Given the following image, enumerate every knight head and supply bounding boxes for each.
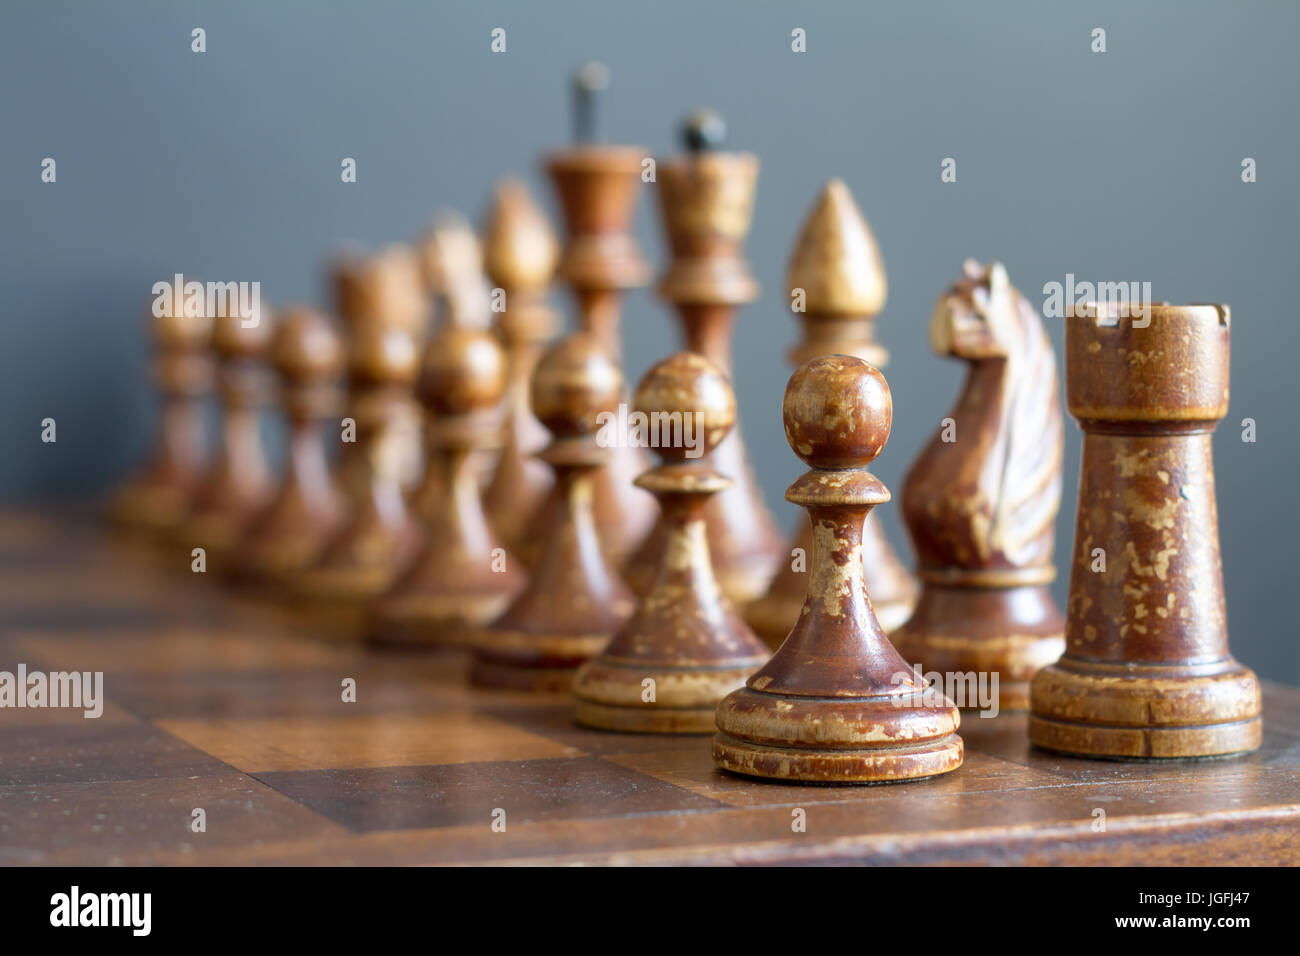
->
[929,260,1021,360]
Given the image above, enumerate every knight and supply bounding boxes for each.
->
[890,260,1066,711]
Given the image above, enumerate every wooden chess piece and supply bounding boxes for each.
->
[573,352,771,732]
[232,307,347,583]
[408,216,504,515]
[330,245,429,498]
[714,356,964,783]
[368,327,525,647]
[745,179,916,647]
[535,62,656,566]
[1029,303,1261,758]
[291,318,424,629]
[891,261,1066,711]
[472,333,636,691]
[417,210,493,329]
[623,110,783,606]
[177,305,276,564]
[108,294,214,534]
[333,243,430,338]
[481,179,561,555]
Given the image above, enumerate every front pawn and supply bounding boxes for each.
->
[471,334,637,690]
[714,356,964,783]
[573,353,771,733]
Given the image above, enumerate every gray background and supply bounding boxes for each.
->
[2,1,1297,684]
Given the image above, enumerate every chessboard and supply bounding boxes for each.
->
[3,509,1297,867]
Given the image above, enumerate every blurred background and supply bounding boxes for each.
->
[2,1,1297,683]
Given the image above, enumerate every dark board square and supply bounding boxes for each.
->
[0,773,344,864]
[0,723,229,786]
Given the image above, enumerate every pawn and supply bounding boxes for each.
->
[178,305,276,564]
[714,356,964,783]
[472,333,636,691]
[108,294,214,534]
[232,307,347,583]
[573,352,770,733]
[291,320,424,629]
[368,327,526,647]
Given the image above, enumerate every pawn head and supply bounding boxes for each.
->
[272,307,344,384]
[151,302,212,352]
[419,327,507,416]
[212,305,274,360]
[348,322,420,389]
[531,333,622,439]
[783,355,892,469]
[633,352,735,463]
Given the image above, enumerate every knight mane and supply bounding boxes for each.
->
[989,290,1063,568]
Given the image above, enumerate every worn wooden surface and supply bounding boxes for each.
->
[1,510,1296,866]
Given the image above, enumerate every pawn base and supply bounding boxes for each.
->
[891,582,1065,711]
[712,732,964,784]
[177,511,248,563]
[107,484,192,536]
[574,699,717,734]
[290,565,397,641]
[293,563,395,604]
[468,655,581,693]
[572,658,763,735]
[1029,658,1262,759]
[366,592,513,650]
[470,630,608,692]
[713,685,963,784]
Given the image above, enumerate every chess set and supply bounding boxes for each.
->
[5,64,1298,870]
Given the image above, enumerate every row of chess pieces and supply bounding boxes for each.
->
[108,82,1261,783]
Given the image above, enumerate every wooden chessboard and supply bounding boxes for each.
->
[2,509,1297,867]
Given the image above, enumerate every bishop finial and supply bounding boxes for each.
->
[785,178,887,317]
[483,179,560,293]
